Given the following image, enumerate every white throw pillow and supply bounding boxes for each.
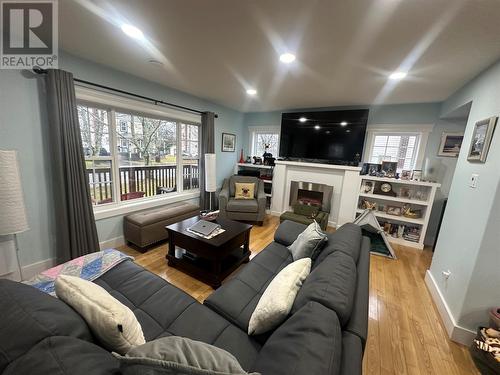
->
[55,275,145,354]
[248,258,311,335]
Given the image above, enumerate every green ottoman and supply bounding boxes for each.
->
[279,204,329,230]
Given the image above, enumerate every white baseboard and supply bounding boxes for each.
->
[424,270,476,345]
[99,236,126,250]
[22,258,56,280]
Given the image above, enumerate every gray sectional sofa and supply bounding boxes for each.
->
[0,221,369,375]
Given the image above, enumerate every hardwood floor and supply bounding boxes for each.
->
[118,215,477,375]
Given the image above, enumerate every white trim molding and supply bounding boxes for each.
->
[424,270,476,346]
[75,85,201,124]
[94,190,200,220]
[99,236,126,250]
[247,125,280,157]
[364,123,435,169]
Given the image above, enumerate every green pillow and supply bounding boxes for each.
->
[292,204,319,217]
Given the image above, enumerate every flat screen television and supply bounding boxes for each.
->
[279,109,369,165]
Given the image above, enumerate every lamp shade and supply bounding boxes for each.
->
[0,150,29,235]
[204,153,217,193]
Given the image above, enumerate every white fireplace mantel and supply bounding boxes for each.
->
[271,161,361,227]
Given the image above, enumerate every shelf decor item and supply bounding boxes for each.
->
[373,182,397,197]
[238,149,245,163]
[221,133,236,152]
[401,170,411,180]
[387,206,402,216]
[411,170,422,181]
[467,116,498,162]
[438,132,464,157]
[381,161,398,178]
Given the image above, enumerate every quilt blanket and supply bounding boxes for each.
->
[24,249,134,296]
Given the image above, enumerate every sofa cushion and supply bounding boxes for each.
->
[292,251,357,326]
[2,336,119,375]
[125,202,199,226]
[339,332,363,375]
[204,242,292,333]
[248,258,311,335]
[118,336,256,375]
[315,223,362,265]
[55,275,145,354]
[345,236,371,347]
[94,260,261,370]
[0,279,94,373]
[252,302,342,375]
[226,198,258,213]
[273,220,307,246]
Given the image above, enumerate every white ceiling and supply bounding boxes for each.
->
[60,0,500,112]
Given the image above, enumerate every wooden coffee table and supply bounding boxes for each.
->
[165,217,252,288]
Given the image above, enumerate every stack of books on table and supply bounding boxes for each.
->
[187,220,225,239]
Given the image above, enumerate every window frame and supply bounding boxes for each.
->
[363,124,434,170]
[76,86,201,220]
[248,126,281,157]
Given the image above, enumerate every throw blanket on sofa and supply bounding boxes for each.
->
[24,249,133,296]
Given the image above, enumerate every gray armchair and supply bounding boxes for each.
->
[219,176,266,225]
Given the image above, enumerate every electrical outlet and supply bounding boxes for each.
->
[470,173,479,188]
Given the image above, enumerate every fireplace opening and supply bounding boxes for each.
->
[289,181,334,213]
[297,189,323,207]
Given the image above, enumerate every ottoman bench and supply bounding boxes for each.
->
[124,201,199,250]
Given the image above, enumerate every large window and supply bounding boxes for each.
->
[249,127,280,157]
[368,133,420,171]
[77,102,200,207]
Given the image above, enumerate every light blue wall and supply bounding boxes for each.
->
[0,52,245,265]
[429,59,500,332]
[0,70,56,266]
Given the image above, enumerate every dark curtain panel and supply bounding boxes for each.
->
[200,112,215,210]
[45,69,100,262]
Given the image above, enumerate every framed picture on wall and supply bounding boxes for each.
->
[467,117,498,162]
[221,133,236,152]
[438,132,464,157]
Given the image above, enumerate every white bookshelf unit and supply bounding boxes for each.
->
[234,163,274,212]
[356,176,441,249]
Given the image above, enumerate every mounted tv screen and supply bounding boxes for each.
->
[279,109,369,165]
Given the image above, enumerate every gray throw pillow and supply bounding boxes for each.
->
[287,221,327,261]
[116,336,259,375]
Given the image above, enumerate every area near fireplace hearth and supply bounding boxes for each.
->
[271,160,361,227]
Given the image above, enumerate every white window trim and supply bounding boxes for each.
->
[76,86,201,220]
[363,124,434,169]
[248,125,281,157]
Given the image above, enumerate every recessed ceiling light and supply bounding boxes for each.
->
[314,125,321,130]
[299,117,307,122]
[279,53,296,64]
[246,88,257,96]
[340,121,348,126]
[326,131,331,134]
[346,129,351,133]
[389,71,407,80]
[121,24,144,40]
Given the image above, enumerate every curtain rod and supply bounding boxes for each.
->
[32,68,218,118]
